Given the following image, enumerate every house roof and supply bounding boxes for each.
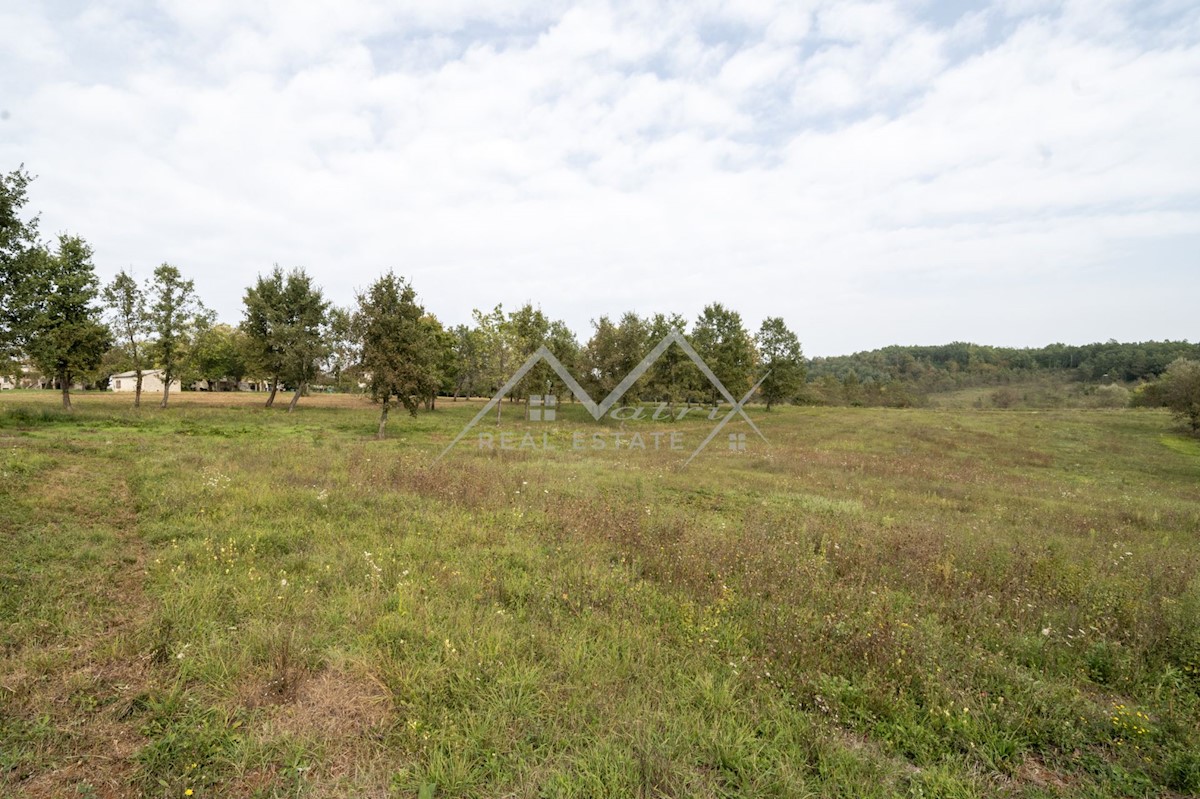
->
[110,369,165,378]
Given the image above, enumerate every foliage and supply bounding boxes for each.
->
[755,316,805,410]
[241,266,330,409]
[22,235,112,408]
[188,322,251,388]
[0,166,42,360]
[356,272,442,437]
[810,340,1200,402]
[691,303,756,403]
[102,269,151,405]
[147,263,206,408]
[1158,358,1200,432]
[583,312,651,400]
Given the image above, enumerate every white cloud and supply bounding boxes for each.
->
[1,0,1197,355]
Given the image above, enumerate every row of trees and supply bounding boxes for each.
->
[3,166,809,431]
[7,164,1194,434]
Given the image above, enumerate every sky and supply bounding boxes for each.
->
[1,0,1198,357]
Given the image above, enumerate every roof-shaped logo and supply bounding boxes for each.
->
[436,331,768,466]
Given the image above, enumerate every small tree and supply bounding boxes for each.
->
[102,270,150,407]
[242,267,288,406]
[189,322,249,389]
[692,303,756,403]
[148,263,204,408]
[325,306,363,392]
[1,166,43,360]
[241,267,329,411]
[1160,358,1200,433]
[279,270,329,412]
[755,317,805,410]
[357,273,437,439]
[24,235,112,408]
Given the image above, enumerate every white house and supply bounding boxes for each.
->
[0,374,15,390]
[109,369,181,393]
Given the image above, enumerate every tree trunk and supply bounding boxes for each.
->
[134,370,143,409]
[287,384,303,413]
[60,378,71,410]
[265,379,278,408]
[377,399,390,440]
[160,377,171,409]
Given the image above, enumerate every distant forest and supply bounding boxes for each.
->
[806,340,1200,407]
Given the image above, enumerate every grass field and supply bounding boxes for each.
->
[1,390,1199,798]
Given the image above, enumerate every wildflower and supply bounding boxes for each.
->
[185,791,194,797]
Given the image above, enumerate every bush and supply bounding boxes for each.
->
[1092,383,1130,409]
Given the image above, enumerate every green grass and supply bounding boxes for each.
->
[2,391,1199,798]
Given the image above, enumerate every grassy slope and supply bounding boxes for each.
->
[1,391,1198,798]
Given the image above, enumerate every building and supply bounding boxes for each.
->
[108,369,181,394]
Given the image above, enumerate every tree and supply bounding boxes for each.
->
[278,270,329,412]
[691,303,756,403]
[646,312,694,408]
[242,267,288,406]
[147,263,204,409]
[357,273,439,439]
[755,317,806,410]
[241,267,330,411]
[102,270,150,407]
[1,166,43,360]
[583,313,650,400]
[472,305,519,421]
[325,306,363,392]
[24,235,112,409]
[1160,358,1200,433]
[448,323,484,400]
[188,322,249,389]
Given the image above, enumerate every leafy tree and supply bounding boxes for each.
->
[278,270,329,411]
[472,305,519,421]
[544,318,581,398]
[448,323,484,400]
[691,303,756,403]
[24,235,112,408]
[755,317,805,410]
[1160,358,1200,433]
[242,267,288,405]
[419,313,453,410]
[583,313,651,400]
[147,263,204,408]
[189,322,250,389]
[1,166,43,360]
[357,273,439,439]
[242,267,329,410]
[503,303,579,404]
[508,302,551,400]
[325,306,363,392]
[646,312,694,408]
[102,270,150,407]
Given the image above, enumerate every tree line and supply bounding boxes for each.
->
[4,165,1196,436]
[1,167,807,436]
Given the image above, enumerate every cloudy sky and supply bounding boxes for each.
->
[2,0,1197,356]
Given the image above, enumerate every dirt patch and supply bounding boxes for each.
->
[1013,756,1073,790]
[260,667,392,741]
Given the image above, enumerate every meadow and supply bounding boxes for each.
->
[1,390,1198,798]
